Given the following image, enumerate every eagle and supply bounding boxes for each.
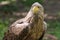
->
[3,2,47,40]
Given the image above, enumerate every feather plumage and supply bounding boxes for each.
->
[3,2,47,40]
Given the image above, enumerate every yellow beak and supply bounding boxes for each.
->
[33,6,39,14]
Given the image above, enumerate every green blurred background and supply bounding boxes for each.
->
[0,0,60,40]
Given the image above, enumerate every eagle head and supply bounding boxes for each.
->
[31,2,44,15]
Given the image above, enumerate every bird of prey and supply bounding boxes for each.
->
[3,2,47,40]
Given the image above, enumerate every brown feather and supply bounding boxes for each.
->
[3,2,46,40]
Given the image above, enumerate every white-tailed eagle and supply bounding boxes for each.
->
[3,2,47,40]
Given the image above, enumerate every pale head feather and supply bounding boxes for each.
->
[31,2,44,11]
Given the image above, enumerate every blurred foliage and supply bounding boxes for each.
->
[0,19,9,40]
[47,21,60,40]
[0,0,5,2]
[0,0,18,12]
[0,4,18,12]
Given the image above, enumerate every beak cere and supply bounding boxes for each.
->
[33,6,39,14]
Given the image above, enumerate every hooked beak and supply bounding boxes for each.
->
[33,6,39,14]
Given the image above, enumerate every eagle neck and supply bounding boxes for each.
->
[24,10,34,22]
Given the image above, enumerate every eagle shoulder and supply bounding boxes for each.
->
[3,18,31,40]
